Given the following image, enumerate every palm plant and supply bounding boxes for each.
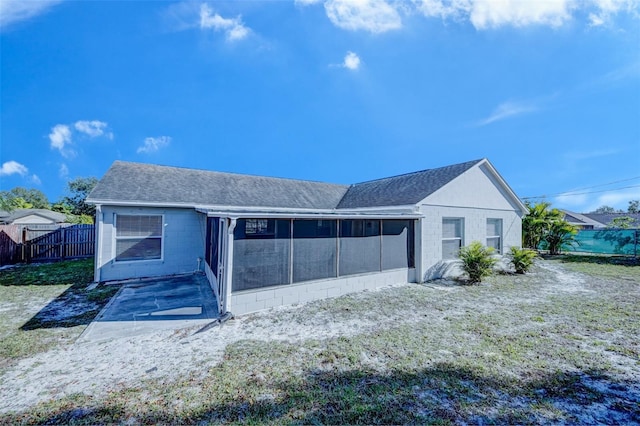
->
[458,241,497,283]
[522,201,565,250]
[544,220,578,255]
[507,246,537,274]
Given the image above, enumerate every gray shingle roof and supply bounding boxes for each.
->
[88,159,486,210]
[584,213,640,227]
[0,209,67,224]
[336,159,483,208]
[87,161,350,210]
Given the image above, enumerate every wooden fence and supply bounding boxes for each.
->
[0,224,95,266]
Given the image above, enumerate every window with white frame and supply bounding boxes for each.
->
[115,215,163,261]
[442,218,464,259]
[486,218,502,253]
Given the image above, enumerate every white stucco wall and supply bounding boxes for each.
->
[96,206,206,282]
[418,164,524,281]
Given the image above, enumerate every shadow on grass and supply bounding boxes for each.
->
[543,253,640,267]
[20,283,118,330]
[0,258,95,287]
[6,363,638,425]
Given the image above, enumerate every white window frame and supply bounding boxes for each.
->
[486,218,502,254]
[114,214,164,263]
[442,217,464,260]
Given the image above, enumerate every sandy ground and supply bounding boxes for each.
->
[0,260,638,418]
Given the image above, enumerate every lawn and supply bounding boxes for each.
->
[0,259,118,366]
[0,255,638,424]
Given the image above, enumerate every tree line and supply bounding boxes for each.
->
[0,177,98,224]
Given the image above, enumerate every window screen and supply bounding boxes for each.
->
[232,219,291,291]
[442,218,463,260]
[205,217,220,276]
[115,215,162,261]
[339,219,381,276]
[382,220,414,270]
[486,218,502,253]
[293,220,338,283]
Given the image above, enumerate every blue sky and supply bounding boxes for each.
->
[1,0,639,213]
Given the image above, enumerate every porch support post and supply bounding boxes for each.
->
[222,218,237,315]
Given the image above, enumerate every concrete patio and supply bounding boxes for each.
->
[79,274,219,343]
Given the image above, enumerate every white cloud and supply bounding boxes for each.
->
[415,0,472,21]
[200,3,250,41]
[0,0,62,30]
[415,0,574,29]
[476,100,537,126]
[137,136,172,154]
[554,192,589,208]
[31,174,42,185]
[589,0,640,26]
[0,161,28,176]
[162,1,201,31]
[49,120,112,158]
[343,51,361,70]
[74,120,110,138]
[59,163,69,178]
[48,124,72,152]
[469,0,573,29]
[324,0,402,33]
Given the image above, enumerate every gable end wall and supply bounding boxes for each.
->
[417,164,523,280]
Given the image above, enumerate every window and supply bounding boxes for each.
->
[486,218,502,253]
[115,215,163,261]
[442,218,463,259]
[244,219,274,236]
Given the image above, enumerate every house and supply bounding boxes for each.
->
[561,210,605,230]
[0,209,67,225]
[561,210,640,229]
[87,158,527,315]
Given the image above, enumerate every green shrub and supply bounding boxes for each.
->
[458,241,497,283]
[507,246,537,274]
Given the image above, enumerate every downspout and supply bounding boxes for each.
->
[94,205,103,283]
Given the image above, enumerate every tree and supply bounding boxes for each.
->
[628,200,640,214]
[591,205,619,214]
[522,202,564,250]
[60,177,98,218]
[544,220,578,255]
[609,216,636,229]
[0,187,50,210]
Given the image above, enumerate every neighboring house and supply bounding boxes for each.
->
[561,210,605,230]
[0,209,67,225]
[584,213,640,228]
[561,210,640,229]
[87,158,527,315]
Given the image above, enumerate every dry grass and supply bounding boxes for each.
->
[0,255,638,424]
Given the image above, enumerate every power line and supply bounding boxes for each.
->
[522,184,640,200]
[556,175,640,192]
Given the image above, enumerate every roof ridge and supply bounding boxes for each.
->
[114,160,349,188]
[349,158,483,186]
